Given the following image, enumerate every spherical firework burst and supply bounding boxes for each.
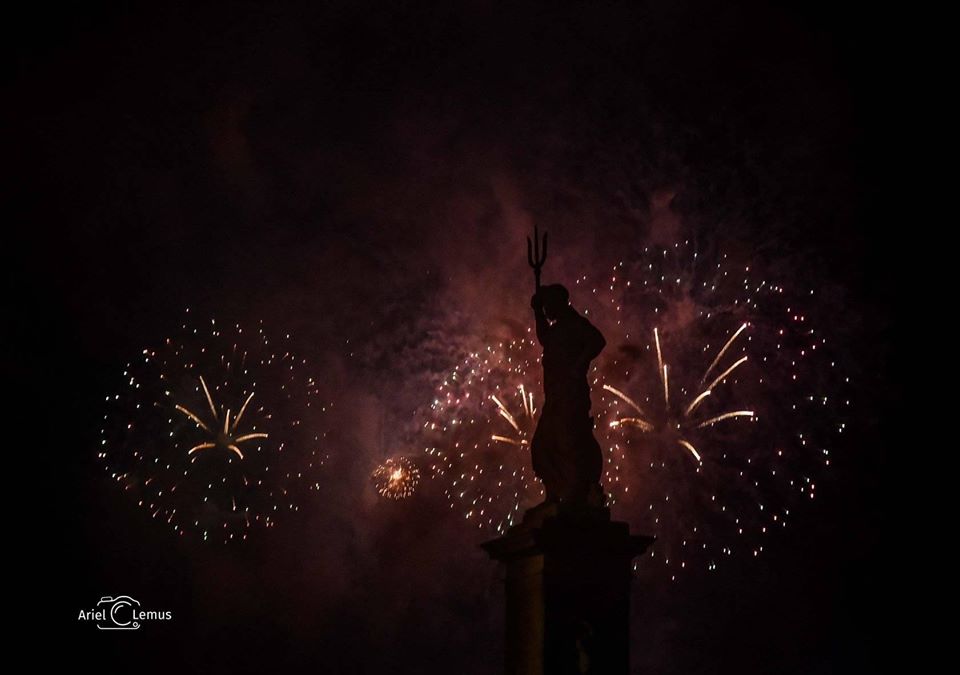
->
[98,312,332,543]
[420,336,625,534]
[372,457,421,500]
[585,240,851,578]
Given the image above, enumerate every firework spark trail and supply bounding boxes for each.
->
[99,312,333,543]
[684,390,712,417]
[703,355,749,394]
[175,404,211,433]
[601,385,648,417]
[491,394,521,432]
[701,323,748,385]
[234,392,256,431]
[677,440,701,462]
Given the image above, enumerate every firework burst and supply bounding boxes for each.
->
[587,240,851,578]
[99,312,332,543]
[372,457,421,500]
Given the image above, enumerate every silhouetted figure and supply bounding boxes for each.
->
[530,283,606,507]
[482,233,652,675]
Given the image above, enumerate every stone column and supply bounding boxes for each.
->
[483,507,654,675]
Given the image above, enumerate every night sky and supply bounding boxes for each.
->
[14,1,896,673]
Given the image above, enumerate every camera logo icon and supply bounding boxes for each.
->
[96,595,142,630]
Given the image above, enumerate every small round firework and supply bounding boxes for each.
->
[372,457,421,500]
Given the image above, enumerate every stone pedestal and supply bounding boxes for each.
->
[482,507,653,675]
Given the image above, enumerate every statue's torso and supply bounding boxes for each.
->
[541,315,593,415]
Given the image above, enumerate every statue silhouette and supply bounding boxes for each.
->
[487,229,652,673]
[530,283,606,506]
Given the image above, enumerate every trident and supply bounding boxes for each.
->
[526,225,548,291]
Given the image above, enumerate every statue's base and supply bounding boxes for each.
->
[482,505,654,675]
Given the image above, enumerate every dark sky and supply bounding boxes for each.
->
[13,1,896,673]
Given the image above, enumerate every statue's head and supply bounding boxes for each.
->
[540,284,570,320]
